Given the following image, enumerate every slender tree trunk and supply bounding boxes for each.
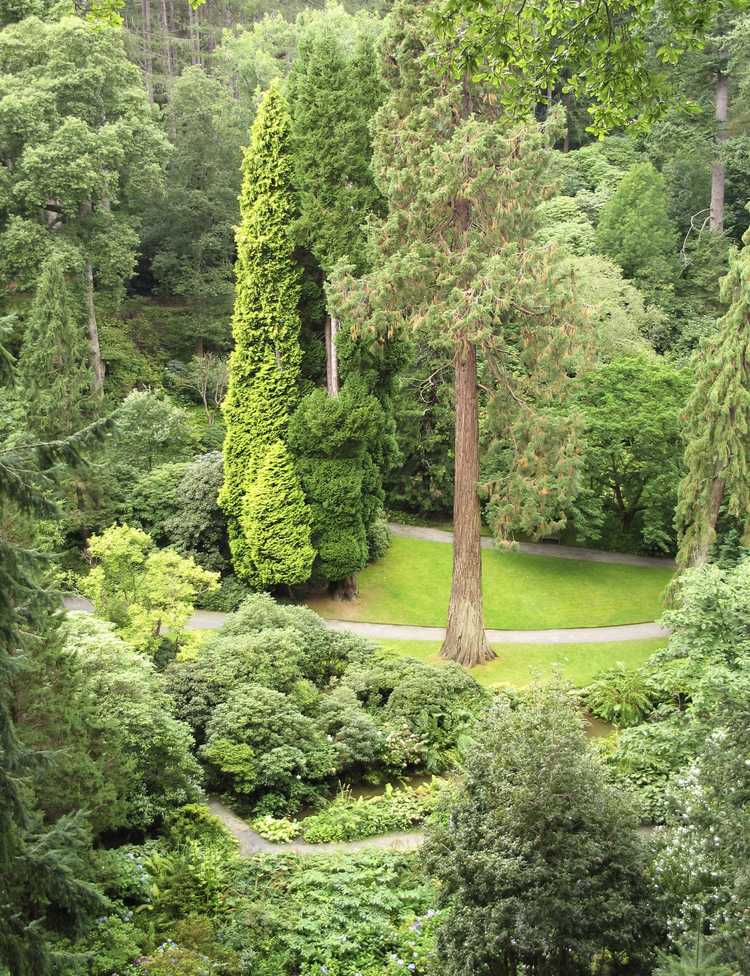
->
[325,316,339,396]
[141,0,154,101]
[691,475,725,567]
[333,574,358,600]
[159,0,174,82]
[188,4,200,66]
[441,340,494,666]
[710,71,729,232]
[84,261,105,399]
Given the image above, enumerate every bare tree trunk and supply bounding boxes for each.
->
[84,261,105,399]
[440,340,494,666]
[142,0,154,101]
[325,316,339,397]
[690,476,725,567]
[159,0,174,82]
[710,71,729,232]
[188,4,200,66]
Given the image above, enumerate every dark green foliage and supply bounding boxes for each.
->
[126,461,189,542]
[241,440,315,587]
[15,252,90,438]
[287,25,385,276]
[289,380,386,582]
[163,452,229,573]
[219,83,308,585]
[424,685,661,976]
[572,356,690,553]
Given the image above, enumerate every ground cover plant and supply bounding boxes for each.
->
[307,535,674,629]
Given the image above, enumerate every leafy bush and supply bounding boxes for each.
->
[301,780,444,843]
[585,664,656,727]
[195,575,250,612]
[367,514,391,561]
[250,815,300,843]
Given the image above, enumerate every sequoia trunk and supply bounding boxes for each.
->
[440,340,494,666]
[84,261,105,399]
[710,71,729,232]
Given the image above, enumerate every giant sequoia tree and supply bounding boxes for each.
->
[676,228,750,567]
[219,83,313,587]
[331,0,584,665]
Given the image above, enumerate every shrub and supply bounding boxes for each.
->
[301,780,443,843]
[367,514,391,561]
[250,815,300,843]
[585,664,657,727]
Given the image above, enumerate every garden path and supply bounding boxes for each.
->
[62,597,669,643]
[206,799,424,856]
[388,523,676,568]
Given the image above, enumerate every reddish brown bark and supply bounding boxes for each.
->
[440,340,494,666]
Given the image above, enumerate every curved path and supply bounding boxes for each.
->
[207,799,424,856]
[389,523,676,569]
[62,596,669,644]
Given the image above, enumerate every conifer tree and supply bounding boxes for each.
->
[219,82,311,585]
[0,327,107,973]
[676,228,750,567]
[331,0,584,665]
[241,440,315,588]
[16,252,90,439]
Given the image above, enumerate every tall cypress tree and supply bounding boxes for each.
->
[676,228,750,567]
[16,251,90,439]
[330,0,584,665]
[219,82,311,585]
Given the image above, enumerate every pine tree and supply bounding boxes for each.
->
[219,82,310,584]
[330,0,584,665]
[0,326,107,973]
[16,251,90,439]
[241,440,315,588]
[676,229,750,567]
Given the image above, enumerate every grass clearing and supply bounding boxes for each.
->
[378,637,667,688]
[307,535,673,630]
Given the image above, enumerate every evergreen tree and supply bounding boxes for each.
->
[288,381,384,590]
[676,227,750,567]
[0,328,107,973]
[15,252,90,439]
[241,440,315,588]
[219,82,311,585]
[330,0,584,665]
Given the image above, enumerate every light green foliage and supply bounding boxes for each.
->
[288,381,385,582]
[21,612,202,834]
[300,779,444,843]
[677,228,750,566]
[435,0,745,134]
[144,66,246,302]
[596,162,680,302]
[241,440,315,587]
[81,524,219,656]
[109,390,196,476]
[15,252,90,437]
[572,356,690,553]
[424,684,659,975]
[250,814,300,842]
[537,195,597,256]
[0,14,166,294]
[565,255,660,362]
[219,83,307,584]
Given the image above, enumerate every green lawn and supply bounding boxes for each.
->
[307,535,674,630]
[379,637,667,689]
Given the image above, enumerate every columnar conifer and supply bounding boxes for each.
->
[219,82,311,585]
[676,228,750,567]
[16,252,90,438]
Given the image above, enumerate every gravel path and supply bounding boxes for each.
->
[62,598,668,643]
[207,799,424,856]
[389,523,676,568]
